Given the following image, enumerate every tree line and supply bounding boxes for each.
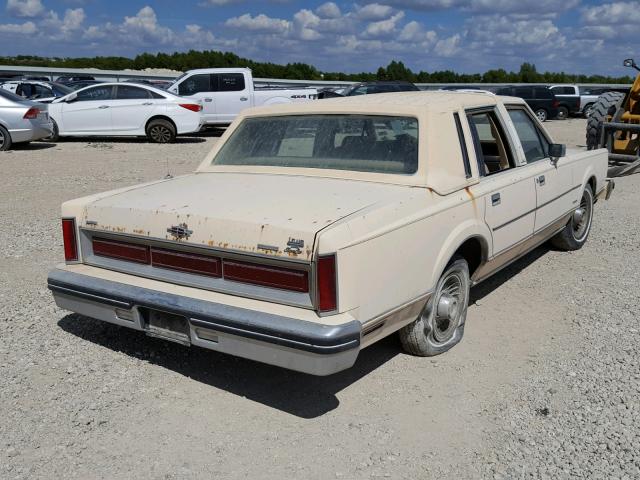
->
[0,52,634,84]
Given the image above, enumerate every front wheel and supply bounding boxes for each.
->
[583,103,594,118]
[146,119,176,144]
[556,106,569,120]
[0,125,12,151]
[550,185,594,251]
[399,256,470,356]
[535,108,548,122]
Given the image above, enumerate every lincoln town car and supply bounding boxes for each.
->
[47,92,614,375]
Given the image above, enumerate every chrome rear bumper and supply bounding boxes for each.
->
[48,269,361,376]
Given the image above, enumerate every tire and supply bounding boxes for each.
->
[399,256,470,356]
[586,91,625,150]
[45,118,59,142]
[534,108,548,122]
[550,185,594,251]
[556,106,569,120]
[0,125,12,151]
[146,119,176,144]
[583,103,594,118]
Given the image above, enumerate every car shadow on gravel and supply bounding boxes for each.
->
[470,244,551,303]
[57,314,400,419]
[12,142,57,150]
[55,136,207,144]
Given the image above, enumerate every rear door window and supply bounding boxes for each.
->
[513,87,533,98]
[115,85,151,99]
[507,108,549,163]
[178,74,211,96]
[76,85,113,102]
[466,110,514,176]
[534,88,554,99]
[214,73,245,92]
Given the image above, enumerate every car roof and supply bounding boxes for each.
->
[244,91,525,117]
[69,81,174,96]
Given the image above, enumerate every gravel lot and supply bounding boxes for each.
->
[1,119,638,479]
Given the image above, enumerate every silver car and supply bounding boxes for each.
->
[0,89,53,151]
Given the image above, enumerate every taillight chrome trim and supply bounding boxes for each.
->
[316,253,339,315]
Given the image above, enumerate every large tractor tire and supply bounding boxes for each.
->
[586,91,625,150]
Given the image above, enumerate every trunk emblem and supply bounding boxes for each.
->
[284,238,304,255]
[167,223,193,240]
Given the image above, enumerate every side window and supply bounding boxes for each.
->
[466,110,514,176]
[507,109,550,163]
[216,73,245,92]
[350,86,368,96]
[453,113,472,178]
[178,74,210,96]
[75,85,113,102]
[31,84,51,98]
[149,90,166,99]
[534,88,554,99]
[116,85,151,100]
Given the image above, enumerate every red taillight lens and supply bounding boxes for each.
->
[179,103,202,112]
[316,254,337,313]
[23,107,39,119]
[93,238,149,263]
[62,218,78,262]
[224,260,309,292]
[151,248,221,277]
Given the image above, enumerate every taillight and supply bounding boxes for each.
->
[23,107,40,119]
[62,218,78,262]
[224,260,309,292]
[93,238,149,264]
[151,248,221,277]
[179,103,202,112]
[316,254,337,313]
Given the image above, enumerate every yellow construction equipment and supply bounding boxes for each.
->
[587,58,640,176]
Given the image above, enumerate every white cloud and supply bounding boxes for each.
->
[316,2,341,19]
[363,11,405,37]
[0,20,36,34]
[6,0,45,18]
[225,13,291,33]
[355,3,396,20]
[581,2,640,25]
[434,33,460,56]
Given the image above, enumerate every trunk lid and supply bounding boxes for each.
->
[82,172,409,261]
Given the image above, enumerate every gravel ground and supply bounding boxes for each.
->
[1,119,638,479]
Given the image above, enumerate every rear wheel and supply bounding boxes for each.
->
[46,118,59,142]
[586,91,625,150]
[583,103,594,117]
[399,256,470,356]
[556,106,569,120]
[146,119,176,144]
[550,185,594,251]
[0,125,12,151]
[534,108,548,122]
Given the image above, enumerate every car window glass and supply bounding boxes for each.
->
[32,84,51,98]
[467,111,513,176]
[216,73,245,92]
[76,85,113,102]
[213,114,419,174]
[513,87,532,98]
[507,109,549,163]
[178,74,210,96]
[149,91,166,99]
[535,88,553,99]
[350,86,368,96]
[116,85,150,100]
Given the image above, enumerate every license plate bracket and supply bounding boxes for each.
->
[141,308,191,346]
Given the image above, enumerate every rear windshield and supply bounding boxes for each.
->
[212,115,419,174]
[0,88,24,102]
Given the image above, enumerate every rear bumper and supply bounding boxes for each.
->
[9,122,53,143]
[47,269,361,375]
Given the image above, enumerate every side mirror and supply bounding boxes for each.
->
[623,58,640,71]
[549,143,566,165]
[65,92,78,103]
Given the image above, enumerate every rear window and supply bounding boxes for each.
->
[213,114,419,175]
[534,87,553,99]
[0,88,23,101]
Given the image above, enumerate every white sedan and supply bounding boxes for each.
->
[48,83,204,143]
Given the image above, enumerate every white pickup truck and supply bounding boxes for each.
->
[166,68,317,126]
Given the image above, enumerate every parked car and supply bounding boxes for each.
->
[47,91,613,375]
[547,85,581,119]
[65,80,104,91]
[0,88,53,150]
[56,75,96,85]
[0,80,73,103]
[579,86,631,117]
[166,68,317,126]
[494,85,560,121]
[320,81,420,98]
[125,79,172,89]
[47,82,204,143]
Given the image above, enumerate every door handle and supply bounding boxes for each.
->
[240,97,248,101]
[98,105,109,109]
[491,193,501,206]
[204,98,213,102]
[537,175,546,186]
[142,102,153,106]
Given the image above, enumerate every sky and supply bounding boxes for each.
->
[0,0,637,76]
